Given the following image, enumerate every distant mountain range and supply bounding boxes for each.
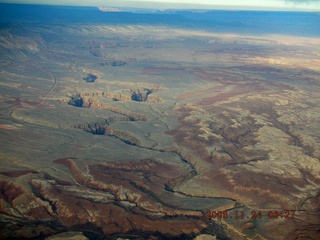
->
[0,3,319,37]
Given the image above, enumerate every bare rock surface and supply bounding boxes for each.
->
[45,232,89,240]
[194,234,217,240]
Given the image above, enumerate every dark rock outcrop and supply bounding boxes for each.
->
[83,74,97,83]
[131,88,153,102]
[89,49,103,57]
[68,94,83,107]
[99,60,127,67]
[111,60,126,66]
[73,117,131,135]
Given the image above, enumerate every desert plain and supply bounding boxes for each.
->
[0,6,319,240]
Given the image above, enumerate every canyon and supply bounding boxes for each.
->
[0,5,320,240]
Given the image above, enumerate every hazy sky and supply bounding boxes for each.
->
[1,0,320,10]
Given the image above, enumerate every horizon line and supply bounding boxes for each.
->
[0,1,319,12]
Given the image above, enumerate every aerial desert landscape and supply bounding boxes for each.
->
[0,3,319,240]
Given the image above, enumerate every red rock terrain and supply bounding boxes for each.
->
[167,70,320,239]
[1,16,319,240]
[0,158,232,239]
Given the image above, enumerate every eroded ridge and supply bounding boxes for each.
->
[168,72,320,240]
[0,158,232,239]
